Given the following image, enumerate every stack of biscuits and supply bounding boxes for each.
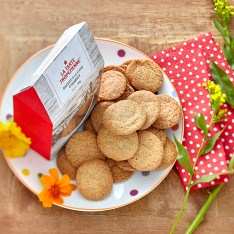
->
[57,59,182,201]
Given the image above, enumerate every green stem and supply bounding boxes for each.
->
[170,187,191,234]
[185,184,224,234]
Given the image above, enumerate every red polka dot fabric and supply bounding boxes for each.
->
[151,32,234,190]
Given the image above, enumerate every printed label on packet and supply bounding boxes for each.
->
[44,34,93,106]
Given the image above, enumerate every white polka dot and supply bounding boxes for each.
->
[183,178,187,182]
[207,164,211,168]
[186,94,190,98]
[186,55,189,58]
[197,184,202,188]
[180,60,184,64]
[211,181,215,185]
[191,50,194,53]
[219,153,223,157]
[201,169,205,173]
[213,127,218,132]
[196,175,200,179]
[166,53,169,57]
[220,161,225,165]
[212,158,217,163]
[168,62,171,66]
[196,144,200,148]
[191,149,195,153]
[194,67,198,70]
[183,77,187,80]
[180,90,183,94]
[209,172,213,175]
[181,169,185,173]
[188,102,192,106]
[153,55,157,59]
[169,70,173,74]
[173,57,177,60]
[202,108,206,112]
[217,144,221,149]
[199,91,203,95]
[185,85,189,89]
[184,116,188,119]
[192,158,196,162]
[189,72,193,75]
[214,167,219,171]
[205,155,210,160]
[201,70,206,73]
[182,68,185,72]
[199,161,204,165]
[161,58,164,62]
[176,74,180,77]
[181,99,185,103]
[175,65,179,69]
[188,132,192,136]
[224,178,229,183]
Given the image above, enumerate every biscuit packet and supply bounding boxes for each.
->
[13,22,104,160]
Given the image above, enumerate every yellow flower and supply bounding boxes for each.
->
[38,168,76,208]
[0,121,31,158]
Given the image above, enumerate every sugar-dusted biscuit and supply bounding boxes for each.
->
[114,83,135,101]
[105,158,133,183]
[97,126,139,161]
[84,118,96,135]
[102,100,147,135]
[146,126,167,145]
[65,131,105,167]
[76,159,113,200]
[158,137,177,169]
[128,131,164,171]
[152,94,182,129]
[126,59,163,92]
[90,101,114,133]
[127,90,160,130]
[56,148,77,180]
[98,70,127,100]
[116,160,137,172]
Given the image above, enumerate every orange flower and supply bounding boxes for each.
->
[38,168,76,208]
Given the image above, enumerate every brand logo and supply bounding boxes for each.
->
[60,58,81,84]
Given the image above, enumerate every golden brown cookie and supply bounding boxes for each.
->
[127,90,160,130]
[76,159,113,201]
[98,70,127,100]
[114,83,135,101]
[56,148,77,180]
[90,101,114,133]
[102,100,147,135]
[116,160,137,172]
[158,137,177,169]
[65,131,105,167]
[126,59,163,92]
[97,126,139,161]
[105,158,133,183]
[102,65,126,77]
[128,131,164,171]
[61,116,78,137]
[152,94,182,129]
[146,126,167,145]
[84,118,97,135]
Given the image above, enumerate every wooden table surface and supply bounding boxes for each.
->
[1,0,234,233]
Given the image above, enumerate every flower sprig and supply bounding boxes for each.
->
[170,76,229,233]
[38,168,76,208]
[212,0,234,70]
[0,120,31,158]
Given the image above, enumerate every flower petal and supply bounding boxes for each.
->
[60,185,73,196]
[57,174,71,188]
[40,175,53,189]
[49,168,59,184]
[53,196,64,205]
[38,189,50,202]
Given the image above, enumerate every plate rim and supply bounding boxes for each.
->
[0,38,184,211]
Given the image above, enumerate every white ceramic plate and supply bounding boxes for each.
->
[0,39,184,211]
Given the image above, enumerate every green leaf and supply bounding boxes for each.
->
[173,135,194,174]
[223,44,234,70]
[210,60,234,108]
[194,113,208,139]
[190,174,219,188]
[199,128,225,156]
[213,19,231,45]
[228,154,234,172]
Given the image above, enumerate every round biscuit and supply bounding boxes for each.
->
[90,101,114,132]
[84,118,97,134]
[97,126,139,161]
[126,59,163,92]
[65,131,105,167]
[146,126,167,145]
[116,160,137,172]
[76,159,113,201]
[56,148,77,180]
[105,158,133,183]
[98,70,127,100]
[158,137,177,169]
[114,83,135,101]
[152,94,182,129]
[128,131,164,171]
[102,100,147,135]
[127,90,160,130]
